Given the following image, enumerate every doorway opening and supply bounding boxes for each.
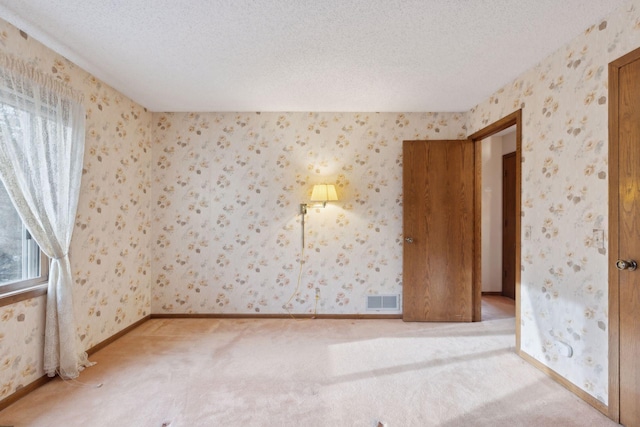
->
[479,126,517,299]
[469,110,522,351]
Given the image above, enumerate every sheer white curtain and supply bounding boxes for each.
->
[0,53,92,378]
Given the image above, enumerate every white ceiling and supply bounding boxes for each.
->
[0,1,627,112]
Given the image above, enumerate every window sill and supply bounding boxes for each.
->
[0,283,47,307]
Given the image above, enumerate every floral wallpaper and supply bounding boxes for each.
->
[467,0,640,405]
[1,0,640,411]
[0,19,152,401]
[150,112,466,314]
[0,298,44,399]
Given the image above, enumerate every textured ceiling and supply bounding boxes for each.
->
[0,0,628,112]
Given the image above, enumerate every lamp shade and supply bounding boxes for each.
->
[310,184,338,202]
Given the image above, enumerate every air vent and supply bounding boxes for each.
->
[366,294,400,311]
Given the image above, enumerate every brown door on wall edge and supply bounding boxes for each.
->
[502,152,516,300]
[610,49,640,426]
[402,140,474,322]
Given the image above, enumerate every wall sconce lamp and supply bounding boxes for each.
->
[289,185,338,318]
[300,184,338,215]
[299,183,339,252]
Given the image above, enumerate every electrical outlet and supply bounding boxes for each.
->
[315,287,320,299]
[524,225,531,241]
[593,229,604,249]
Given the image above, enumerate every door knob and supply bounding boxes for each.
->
[405,237,414,243]
[616,259,637,271]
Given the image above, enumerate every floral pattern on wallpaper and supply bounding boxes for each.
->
[467,0,640,404]
[0,299,44,398]
[151,112,466,315]
[0,19,152,401]
[76,77,152,339]
[1,0,639,408]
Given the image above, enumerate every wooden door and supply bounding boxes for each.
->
[502,152,516,299]
[611,51,640,426]
[402,140,474,322]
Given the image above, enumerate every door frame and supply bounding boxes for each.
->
[607,47,640,424]
[468,110,522,351]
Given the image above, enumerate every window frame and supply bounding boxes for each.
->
[0,172,49,305]
[0,246,48,306]
[0,79,54,306]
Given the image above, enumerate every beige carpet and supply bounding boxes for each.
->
[0,297,616,426]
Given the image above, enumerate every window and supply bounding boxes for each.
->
[0,80,57,302]
[0,178,48,297]
[0,54,86,374]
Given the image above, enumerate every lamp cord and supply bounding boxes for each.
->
[284,210,309,320]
